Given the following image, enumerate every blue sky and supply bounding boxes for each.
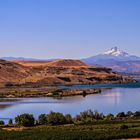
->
[0,0,140,59]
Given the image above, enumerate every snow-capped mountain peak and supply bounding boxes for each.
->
[82,47,140,75]
[103,47,129,57]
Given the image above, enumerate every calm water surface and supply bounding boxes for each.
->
[0,80,140,122]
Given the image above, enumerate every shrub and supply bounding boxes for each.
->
[75,115,82,122]
[38,114,48,125]
[116,112,126,118]
[94,111,104,120]
[126,111,133,118]
[105,114,114,120]
[0,120,5,125]
[65,114,73,124]
[120,124,129,130]
[134,111,140,118]
[79,110,94,120]
[74,110,104,124]
[15,114,35,127]
[8,119,13,125]
[47,112,66,125]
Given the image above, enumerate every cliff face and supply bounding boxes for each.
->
[0,59,132,86]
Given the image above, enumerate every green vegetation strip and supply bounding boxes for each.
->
[1,123,140,140]
[1,110,140,140]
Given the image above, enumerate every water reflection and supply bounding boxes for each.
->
[0,87,140,122]
[0,104,13,110]
[102,88,122,105]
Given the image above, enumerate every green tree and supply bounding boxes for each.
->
[94,110,104,120]
[38,114,48,125]
[126,111,133,118]
[8,119,13,125]
[105,114,114,120]
[0,120,5,125]
[47,112,66,125]
[120,124,128,130]
[116,112,126,118]
[65,114,73,124]
[15,114,35,127]
[134,111,140,118]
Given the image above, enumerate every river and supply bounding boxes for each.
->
[0,79,140,122]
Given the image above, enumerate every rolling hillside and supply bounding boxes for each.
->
[0,60,31,83]
[0,59,131,86]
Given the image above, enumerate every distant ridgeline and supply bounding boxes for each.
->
[1,47,140,76]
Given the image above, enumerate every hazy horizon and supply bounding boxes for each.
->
[0,0,140,59]
[1,47,140,60]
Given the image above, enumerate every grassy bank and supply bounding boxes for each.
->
[1,120,140,140]
[1,110,140,140]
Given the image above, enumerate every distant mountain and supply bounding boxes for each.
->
[1,57,56,62]
[103,47,129,57]
[82,47,140,75]
[1,57,40,61]
[2,47,140,75]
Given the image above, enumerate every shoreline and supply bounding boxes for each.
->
[0,87,101,98]
[0,80,137,98]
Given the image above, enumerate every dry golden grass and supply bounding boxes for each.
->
[12,60,51,67]
[14,59,88,68]
[2,127,24,131]
[127,139,140,140]
[0,59,129,85]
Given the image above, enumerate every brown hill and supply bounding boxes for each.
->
[12,60,51,67]
[0,59,31,83]
[20,63,131,86]
[45,59,88,67]
[13,59,88,68]
[0,59,132,86]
